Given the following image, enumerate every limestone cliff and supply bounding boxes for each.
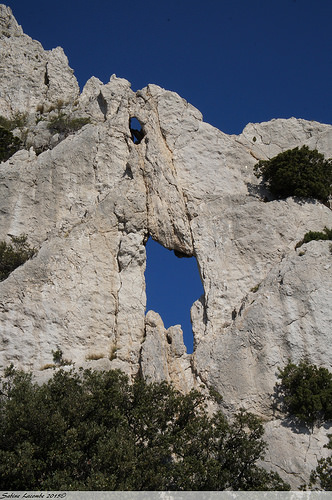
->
[0,5,331,488]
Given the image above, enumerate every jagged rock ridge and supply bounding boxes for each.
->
[0,5,331,488]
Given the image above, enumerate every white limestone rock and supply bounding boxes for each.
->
[240,117,332,161]
[0,4,22,37]
[193,240,332,415]
[1,6,332,488]
[262,419,332,488]
[140,311,196,393]
[0,5,79,118]
[191,239,332,489]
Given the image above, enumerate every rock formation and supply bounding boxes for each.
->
[0,4,331,488]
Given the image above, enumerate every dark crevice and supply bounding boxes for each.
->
[123,163,133,179]
[174,249,192,259]
[129,117,145,144]
[44,63,50,87]
[97,92,107,120]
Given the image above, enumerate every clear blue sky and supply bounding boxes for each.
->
[5,0,332,353]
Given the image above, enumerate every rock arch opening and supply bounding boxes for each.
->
[144,238,204,354]
[129,117,145,144]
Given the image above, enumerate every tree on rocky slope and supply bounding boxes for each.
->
[254,145,332,203]
[275,360,332,429]
[0,366,290,491]
[274,362,332,491]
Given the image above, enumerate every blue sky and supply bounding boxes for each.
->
[5,0,332,353]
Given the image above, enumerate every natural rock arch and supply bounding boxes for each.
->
[144,237,203,353]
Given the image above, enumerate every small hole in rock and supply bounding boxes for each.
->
[123,163,133,179]
[129,117,145,144]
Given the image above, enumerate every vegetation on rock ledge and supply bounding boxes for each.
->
[275,360,332,428]
[0,113,29,162]
[0,127,22,162]
[0,235,36,281]
[254,145,332,203]
[295,227,332,249]
[47,113,90,136]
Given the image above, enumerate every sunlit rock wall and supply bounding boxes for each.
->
[1,4,332,488]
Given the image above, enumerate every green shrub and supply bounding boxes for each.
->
[0,127,22,162]
[254,145,332,203]
[276,360,332,428]
[0,367,290,491]
[0,116,14,130]
[295,227,332,249]
[0,235,36,281]
[308,434,332,490]
[0,113,29,162]
[12,112,28,130]
[0,112,27,131]
[47,114,90,135]
[51,348,72,366]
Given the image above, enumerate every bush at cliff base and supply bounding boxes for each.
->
[0,366,290,491]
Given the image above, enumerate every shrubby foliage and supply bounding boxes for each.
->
[0,116,22,161]
[309,434,332,490]
[0,113,27,131]
[0,367,290,491]
[276,360,332,428]
[0,126,22,162]
[295,227,332,249]
[254,145,332,203]
[47,113,90,135]
[0,235,36,281]
[0,113,28,162]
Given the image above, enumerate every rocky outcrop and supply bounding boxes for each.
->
[0,5,331,488]
[193,237,332,414]
[140,311,195,393]
[0,5,79,118]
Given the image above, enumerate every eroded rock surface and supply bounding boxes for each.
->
[0,5,332,488]
[0,5,79,118]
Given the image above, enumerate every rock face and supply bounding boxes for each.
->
[0,5,79,118]
[0,5,331,489]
